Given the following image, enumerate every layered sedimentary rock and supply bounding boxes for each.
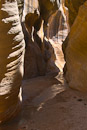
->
[0,0,25,123]
[63,1,87,92]
[45,4,68,42]
[45,1,68,72]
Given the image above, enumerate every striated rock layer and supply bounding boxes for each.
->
[0,0,25,123]
[63,1,87,92]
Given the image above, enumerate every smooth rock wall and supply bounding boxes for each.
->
[63,1,87,92]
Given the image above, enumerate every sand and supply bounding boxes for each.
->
[1,71,87,130]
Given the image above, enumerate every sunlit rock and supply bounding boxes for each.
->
[63,1,87,92]
[0,0,25,123]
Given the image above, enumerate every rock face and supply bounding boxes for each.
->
[23,0,60,79]
[45,5,68,42]
[24,37,47,79]
[63,1,87,92]
[45,1,68,72]
[38,0,58,25]
[0,0,25,123]
[65,0,86,26]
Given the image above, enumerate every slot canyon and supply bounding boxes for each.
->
[0,0,87,129]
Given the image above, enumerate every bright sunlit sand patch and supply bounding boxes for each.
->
[32,72,65,111]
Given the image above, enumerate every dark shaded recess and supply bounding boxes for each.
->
[38,0,58,26]
[65,0,86,26]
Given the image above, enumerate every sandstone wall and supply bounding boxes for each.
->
[0,0,25,123]
[65,0,86,26]
[63,1,87,92]
[23,0,60,79]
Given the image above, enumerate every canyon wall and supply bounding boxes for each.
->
[65,0,86,26]
[23,0,60,79]
[63,0,87,92]
[0,0,25,123]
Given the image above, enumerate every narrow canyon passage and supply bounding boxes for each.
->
[1,0,87,129]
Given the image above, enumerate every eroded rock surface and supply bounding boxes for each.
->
[23,0,60,78]
[63,1,87,92]
[65,0,86,26]
[0,0,25,123]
